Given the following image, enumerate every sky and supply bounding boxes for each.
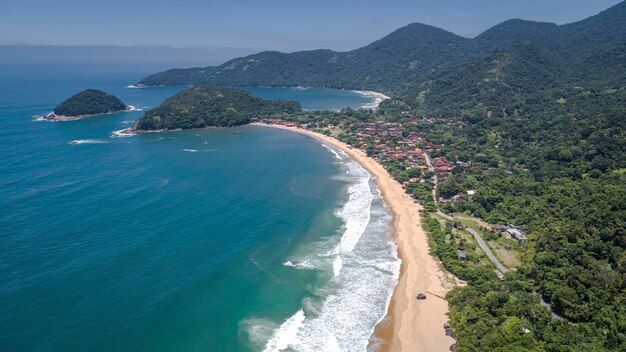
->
[1,0,622,52]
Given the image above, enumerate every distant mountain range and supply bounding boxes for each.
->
[138,1,626,116]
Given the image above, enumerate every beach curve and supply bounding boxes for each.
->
[252,123,457,351]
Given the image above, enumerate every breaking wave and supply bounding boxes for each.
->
[246,149,400,351]
[68,139,108,145]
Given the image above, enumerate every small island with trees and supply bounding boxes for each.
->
[45,89,132,121]
[133,85,301,131]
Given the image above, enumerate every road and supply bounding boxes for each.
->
[465,227,509,274]
[423,152,438,203]
[436,210,454,221]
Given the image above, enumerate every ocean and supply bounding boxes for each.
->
[0,63,399,351]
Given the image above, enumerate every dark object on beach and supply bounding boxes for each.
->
[450,343,457,352]
[416,293,427,300]
[444,323,455,337]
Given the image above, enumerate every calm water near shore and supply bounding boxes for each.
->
[0,64,398,351]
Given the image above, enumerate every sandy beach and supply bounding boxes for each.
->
[352,90,391,109]
[254,123,457,351]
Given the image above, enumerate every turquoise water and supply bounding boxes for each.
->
[0,64,398,351]
[244,87,376,111]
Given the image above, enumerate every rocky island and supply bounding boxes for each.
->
[132,85,301,131]
[45,89,131,121]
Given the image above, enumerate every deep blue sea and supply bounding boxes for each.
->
[0,64,399,351]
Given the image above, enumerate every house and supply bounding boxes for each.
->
[503,224,529,243]
[436,165,455,172]
[512,233,529,244]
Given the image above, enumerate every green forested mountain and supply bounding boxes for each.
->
[137,23,483,93]
[138,1,626,116]
[135,85,301,130]
[53,89,127,117]
[394,1,626,115]
[473,19,562,52]
[401,44,565,116]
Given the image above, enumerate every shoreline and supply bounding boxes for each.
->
[126,83,390,109]
[41,105,141,122]
[352,90,391,110]
[252,123,456,351]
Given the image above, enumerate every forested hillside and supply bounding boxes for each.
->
[138,2,626,117]
[54,89,127,117]
[394,1,626,116]
[135,85,300,130]
[423,93,626,351]
[137,23,484,93]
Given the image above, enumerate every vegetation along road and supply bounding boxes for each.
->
[465,227,509,274]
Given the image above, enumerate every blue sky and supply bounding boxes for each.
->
[1,0,622,51]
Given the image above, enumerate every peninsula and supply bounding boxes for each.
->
[45,89,131,121]
[133,85,301,131]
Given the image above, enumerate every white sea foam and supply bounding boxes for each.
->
[332,161,373,257]
[332,257,343,277]
[111,129,136,138]
[182,148,215,153]
[248,157,400,352]
[242,318,279,349]
[352,90,390,109]
[68,139,108,145]
[33,113,54,121]
[321,144,343,160]
[262,309,306,352]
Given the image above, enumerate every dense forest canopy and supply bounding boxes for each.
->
[53,89,127,117]
[135,85,301,130]
[424,99,626,351]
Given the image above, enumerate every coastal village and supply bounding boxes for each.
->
[260,117,527,278]
[261,118,463,196]
[262,119,458,182]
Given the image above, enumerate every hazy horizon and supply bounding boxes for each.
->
[0,45,261,67]
[2,0,622,52]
